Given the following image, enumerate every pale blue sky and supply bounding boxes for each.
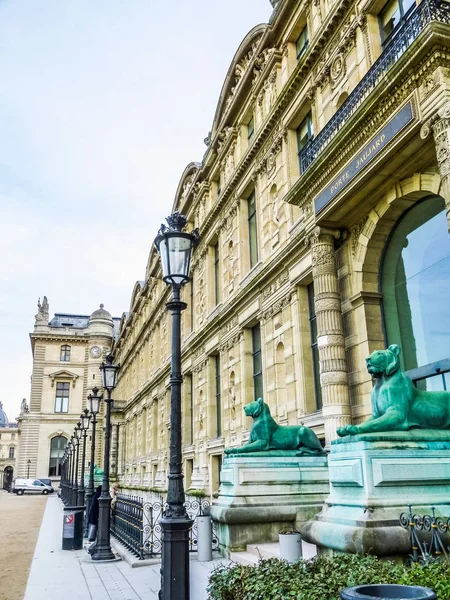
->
[0,0,272,420]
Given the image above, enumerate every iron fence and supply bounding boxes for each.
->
[400,505,450,564]
[111,493,219,559]
[298,0,450,173]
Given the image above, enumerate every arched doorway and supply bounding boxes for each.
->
[48,435,67,477]
[381,195,450,389]
[3,466,13,491]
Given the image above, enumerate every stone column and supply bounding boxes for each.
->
[430,104,450,231]
[310,226,351,445]
[110,423,119,478]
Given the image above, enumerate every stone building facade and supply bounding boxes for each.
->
[17,298,119,481]
[0,403,18,490]
[109,0,450,497]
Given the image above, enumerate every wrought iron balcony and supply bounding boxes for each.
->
[299,0,450,174]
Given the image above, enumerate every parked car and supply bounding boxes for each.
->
[12,478,54,495]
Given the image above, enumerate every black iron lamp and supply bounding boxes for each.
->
[27,459,31,478]
[85,387,102,538]
[73,427,81,507]
[77,409,91,508]
[92,356,119,561]
[154,212,199,600]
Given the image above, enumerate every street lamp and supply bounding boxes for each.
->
[68,440,75,506]
[155,212,199,600]
[92,355,119,561]
[74,422,82,507]
[85,387,102,538]
[77,412,90,508]
[27,459,31,478]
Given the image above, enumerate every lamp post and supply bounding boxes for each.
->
[85,388,101,538]
[77,414,90,507]
[27,459,31,478]
[74,423,82,505]
[92,355,119,561]
[61,452,67,503]
[155,212,199,600]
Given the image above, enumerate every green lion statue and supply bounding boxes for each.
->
[225,397,324,456]
[337,344,450,437]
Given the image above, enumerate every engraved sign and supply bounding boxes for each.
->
[314,102,414,214]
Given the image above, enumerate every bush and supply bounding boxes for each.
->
[207,554,450,600]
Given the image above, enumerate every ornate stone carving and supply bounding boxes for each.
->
[351,217,368,257]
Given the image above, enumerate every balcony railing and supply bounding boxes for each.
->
[299,0,450,174]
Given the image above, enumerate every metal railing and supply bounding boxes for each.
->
[111,493,219,559]
[299,0,450,173]
[400,505,450,564]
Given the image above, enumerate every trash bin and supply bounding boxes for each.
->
[62,506,84,550]
[340,584,437,600]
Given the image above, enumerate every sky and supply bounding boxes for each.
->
[0,0,272,422]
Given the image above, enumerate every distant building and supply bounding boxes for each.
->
[17,297,119,481]
[0,402,18,490]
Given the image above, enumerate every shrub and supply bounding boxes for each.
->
[207,554,450,600]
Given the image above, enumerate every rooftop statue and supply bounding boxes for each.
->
[225,397,325,456]
[337,344,450,437]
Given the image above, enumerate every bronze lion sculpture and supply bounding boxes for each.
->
[337,344,450,437]
[225,397,324,455]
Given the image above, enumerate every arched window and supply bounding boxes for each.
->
[60,345,71,362]
[48,435,67,477]
[382,196,450,388]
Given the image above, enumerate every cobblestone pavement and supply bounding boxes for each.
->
[25,495,229,600]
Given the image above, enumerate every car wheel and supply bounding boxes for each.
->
[16,489,24,496]
[42,489,49,495]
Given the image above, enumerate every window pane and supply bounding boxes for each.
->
[296,26,308,59]
[379,0,401,40]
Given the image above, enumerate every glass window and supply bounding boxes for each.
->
[379,0,416,44]
[247,116,255,145]
[9,447,14,459]
[308,283,323,410]
[214,243,220,305]
[296,25,309,60]
[297,113,314,172]
[55,382,70,413]
[60,345,71,362]
[382,196,450,375]
[248,192,258,269]
[252,325,263,400]
[48,435,67,477]
[215,355,222,437]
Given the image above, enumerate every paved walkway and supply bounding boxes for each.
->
[25,495,229,600]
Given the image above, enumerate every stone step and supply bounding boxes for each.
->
[229,551,259,566]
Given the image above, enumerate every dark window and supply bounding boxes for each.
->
[297,112,314,171]
[9,447,14,459]
[248,192,258,269]
[48,435,67,477]
[215,355,222,437]
[190,280,194,331]
[55,382,70,413]
[379,0,415,44]
[217,179,221,198]
[214,243,220,305]
[60,345,71,362]
[252,325,263,400]
[308,283,322,410]
[247,116,255,145]
[296,25,309,60]
[189,375,194,445]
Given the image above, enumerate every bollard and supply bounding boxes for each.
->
[279,530,302,563]
[340,584,437,600]
[197,515,212,562]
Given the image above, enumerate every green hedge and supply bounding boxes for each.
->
[207,554,450,600]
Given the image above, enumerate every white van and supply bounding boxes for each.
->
[13,478,54,495]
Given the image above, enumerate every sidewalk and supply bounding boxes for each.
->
[25,495,229,600]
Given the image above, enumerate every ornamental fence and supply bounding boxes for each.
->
[110,493,219,559]
[400,505,450,564]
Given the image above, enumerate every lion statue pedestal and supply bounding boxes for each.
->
[301,431,450,557]
[210,454,329,555]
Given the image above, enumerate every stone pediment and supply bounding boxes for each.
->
[48,370,79,388]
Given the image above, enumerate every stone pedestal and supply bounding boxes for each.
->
[210,454,329,554]
[301,432,450,557]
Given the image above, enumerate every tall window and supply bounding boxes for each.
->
[382,196,450,387]
[55,382,70,413]
[308,283,323,410]
[248,192,258,269]
[215,355,222,437]
[252,325,263,400]
[297,113,314,171]
[190,279,194,331]
[247,116,255,145]
[48,435,67,477]
[296,25,309,60]
[379,0,415,44]
[214,243,220,305]
[9,447,14,459]
[60,345,71,362]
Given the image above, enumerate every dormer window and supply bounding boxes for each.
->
[296,25,309,60]
[60,345,71,362]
